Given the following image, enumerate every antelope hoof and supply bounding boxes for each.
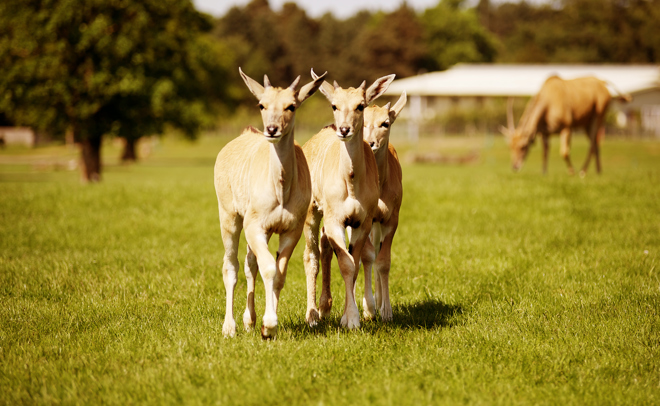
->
[243,309,255,332]
[379,304,393,322]
[579,170,586,178]
[363,297,376,320]
[260,324,277,340]
[306,308,320,327]
[222,319,237,338]
[340,312,361,329]
[319,297,333,319]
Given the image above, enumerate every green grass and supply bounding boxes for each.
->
[1,135,659,405]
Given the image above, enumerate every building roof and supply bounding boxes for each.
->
[384,64,660,97]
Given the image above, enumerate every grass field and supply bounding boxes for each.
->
[1,134,659,405]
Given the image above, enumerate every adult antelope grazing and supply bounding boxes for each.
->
[360,91,406,322]
[214,68,325,338]
[302,71,395,329]
[501,76,631,175]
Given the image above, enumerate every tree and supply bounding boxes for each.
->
[0,0,227,180]
[422,0,498,71]
[356,4,428,81]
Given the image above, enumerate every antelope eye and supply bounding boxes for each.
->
[332,105,337,111]
[258,104,265,110]
[381,122,389,128]
[286,105,296,112]
[356,104,364,111]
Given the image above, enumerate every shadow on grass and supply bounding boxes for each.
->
[281,298,463,338]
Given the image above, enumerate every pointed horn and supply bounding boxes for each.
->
[384,102,391,111]
[264,75,271,89]
[358,80,366,90]
[506,96,514,132]
[289,75,301,90]
[333,80,339,89]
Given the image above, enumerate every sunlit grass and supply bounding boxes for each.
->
[1,135,659,404]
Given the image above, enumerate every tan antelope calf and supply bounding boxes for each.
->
[302,71,395,329]
[360,92,406,322]
[214,68,325,338]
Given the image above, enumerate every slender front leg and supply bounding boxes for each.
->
[303,206,322,325]
[375,222,397,322]
[243,223,278,339]
[581,120,604,176]
[361,224,381,319]
[219,212,242,338]
[326,220,370,329]
[559,128,574,175]
[542,134,549,175]
[273,229,301,313]
[319,228,334,318]
[243,245,258,331]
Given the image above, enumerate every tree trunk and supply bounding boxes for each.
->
[121,137,138,163]
[80,136,102,183]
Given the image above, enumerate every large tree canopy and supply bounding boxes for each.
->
[0,0,228,180]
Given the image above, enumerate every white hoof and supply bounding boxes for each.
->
[363,297,376,319]
[243,309,255,332]
[260,324,277,339]
[340,313,361,329]
[222,319,236,338]
[306,308,320,327]
[261,314,278,339]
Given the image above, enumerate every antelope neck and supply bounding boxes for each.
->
[374,142,389,190]
[268,129,297,205]
[338,127,367,181]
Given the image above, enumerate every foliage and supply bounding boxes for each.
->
[0,0,228,142]
[1,135,659,404]
[421,0,498,71]
[489,0,660,63]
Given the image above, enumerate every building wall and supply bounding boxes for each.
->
[0,127,36,147]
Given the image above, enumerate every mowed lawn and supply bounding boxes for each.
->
[1,134,659,405]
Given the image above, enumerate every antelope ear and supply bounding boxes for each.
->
[366,74,395,104]
[239,67,265,100]
[311,68,334,101]
[298,70,327,104]
[389,91,407,122]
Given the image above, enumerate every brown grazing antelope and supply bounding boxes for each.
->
[302,71,395,329]
[214,68,325,338]
[360,91,406,321]
[501,76,631,175]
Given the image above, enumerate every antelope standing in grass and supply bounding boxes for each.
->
[360,91,406,322]
[302,70,395,329]
[501,75,631,175]
[214,68,325,338]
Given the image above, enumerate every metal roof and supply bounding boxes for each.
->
[384,64,660,97]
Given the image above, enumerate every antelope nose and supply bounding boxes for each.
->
[266,125,278,136]
[339,126,350,136]
[369,141,376,148]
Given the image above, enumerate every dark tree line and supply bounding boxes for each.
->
[214,0,660,100]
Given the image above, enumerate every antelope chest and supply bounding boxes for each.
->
[260,203,298,234]
[340,197,366,229]
[373,198,390,224]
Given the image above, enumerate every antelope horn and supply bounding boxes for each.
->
[333,80,340,89]
[358,80,366,90]
[384,102,391,111]
[289,75,301,90]
[264,75,272,89]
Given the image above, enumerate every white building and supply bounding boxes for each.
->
[384,64,660,139]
